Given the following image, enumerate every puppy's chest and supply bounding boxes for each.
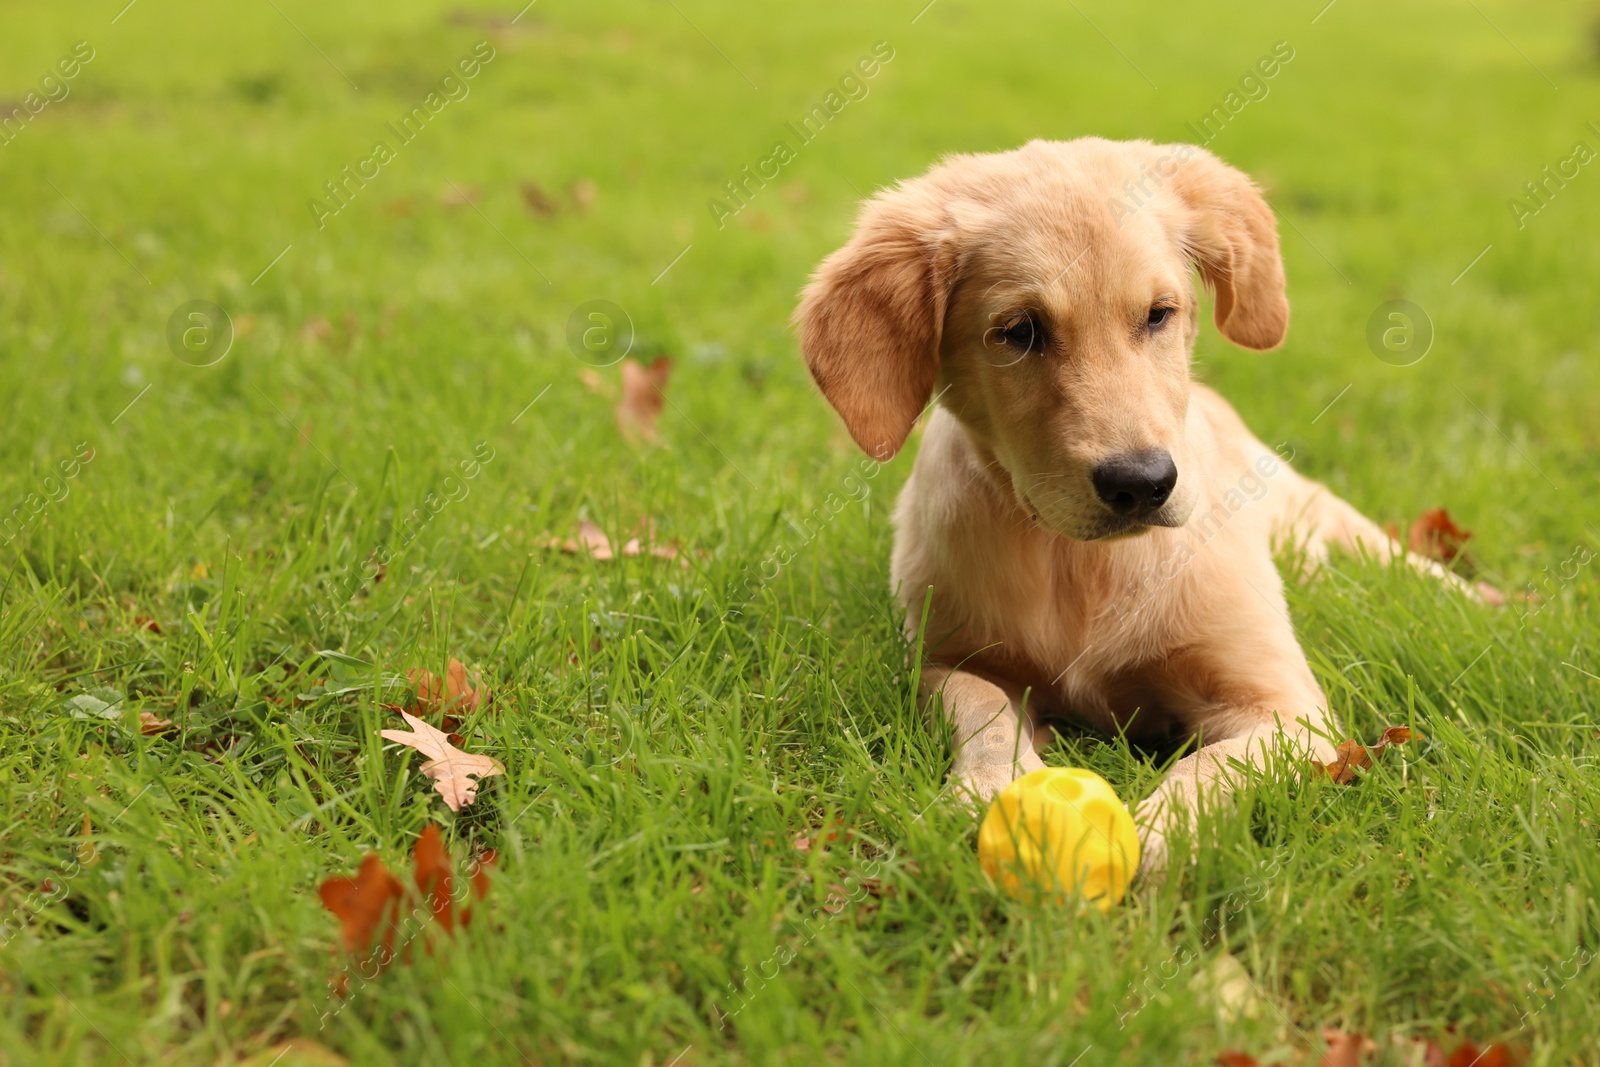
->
[939,533,1196,681]
[1038,547,1192,669]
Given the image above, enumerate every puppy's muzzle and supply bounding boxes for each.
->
[1091,449,1178,520]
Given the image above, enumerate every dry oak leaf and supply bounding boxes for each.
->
[615,356,674,444]
[407,657,484,723]
[549,518,685,565]
[380,711,504,811]
[138,711,173,736]
[551,518,617,560]
[1314,726,1412,785]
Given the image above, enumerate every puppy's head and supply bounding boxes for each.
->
[794,138,1287,541]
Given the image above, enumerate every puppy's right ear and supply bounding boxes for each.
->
[793,187,953,461]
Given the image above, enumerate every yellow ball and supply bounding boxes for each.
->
[977,767,1140,910]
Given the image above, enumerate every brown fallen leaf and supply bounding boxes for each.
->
[793,818,852,854]
[139,711,173,736]
[133,615,162,634]
[380,711,504,811]
[1318,739,1372,785]
[549,518,616,559]
[1215,1054,1260,1067]
[1318,1029,1374,1067]
[319,824,494,987]
[467,849,497,909]
[1410,508,1474,568]
[520,180,557,217]
[571,178,598,211]
[548,518,687,566]
[1447,1042,1523,1067]
[1220,1032,1520,1067]
[615,356,674,444]
[1314,726,1412,784]
[1369,725,1412,755]
[319,853,405,958]
[579,367,610,396]
[407,657,484,722]
[413,823,456,933]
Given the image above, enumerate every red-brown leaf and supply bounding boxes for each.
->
[318,825,494,990]
[318,854,404,957]
[1447,1043,1522,1067]
[615,356,674,444]
[1314,726,1413,784]
[1409,508,1472,564]
[793,818,852,854]
[412,824,455,933]
[469,849,496,902]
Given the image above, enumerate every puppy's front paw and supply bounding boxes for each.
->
[1134,822,1170,885]
[951,729,1048,804]
[951,761,1025,804]
[1132,792,1181,885]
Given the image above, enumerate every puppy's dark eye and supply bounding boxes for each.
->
[1147,305,1176,329]
[988,311,1044,354]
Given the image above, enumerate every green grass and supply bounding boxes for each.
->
[2,0,1599,1063]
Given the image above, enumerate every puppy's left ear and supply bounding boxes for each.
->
[793,184,954,461]
[1169,147,1289,351]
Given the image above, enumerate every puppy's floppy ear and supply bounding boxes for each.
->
[1169,147,1289,350]
[793,184,953,461]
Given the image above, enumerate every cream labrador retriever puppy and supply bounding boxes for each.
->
[795,137,1458,875]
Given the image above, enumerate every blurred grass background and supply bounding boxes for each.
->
[0,0,1597,1064]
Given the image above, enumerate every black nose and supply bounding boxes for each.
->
[1091,450,1178,518]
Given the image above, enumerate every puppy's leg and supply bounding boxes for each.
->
[1276,479,1487,598]
[1134,715,1330,880]
[921,664,1046,802]
[1133,607,1338,880]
